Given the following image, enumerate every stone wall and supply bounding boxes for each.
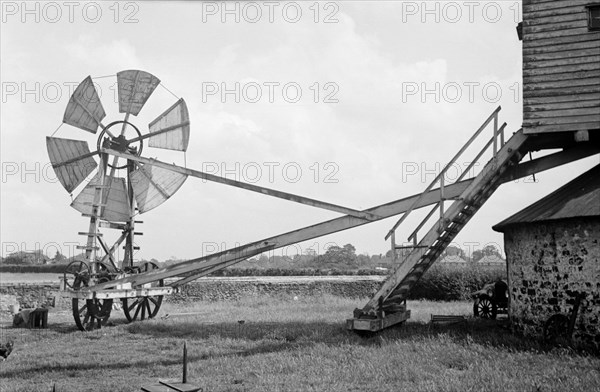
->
[169,277,383,303]
[0,283,60,310]
[503,217,600,349]
[0,277,384,312]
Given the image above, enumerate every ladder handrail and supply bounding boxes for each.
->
[407,121,507,243]
[385,105,502,241]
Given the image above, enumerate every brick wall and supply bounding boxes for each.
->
[503,217,600,349]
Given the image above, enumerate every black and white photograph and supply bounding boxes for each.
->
[1,1,599,391]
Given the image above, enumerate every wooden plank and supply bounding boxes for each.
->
[523,59,600,77]
[141,385,172,392]
[524,94,600,106]
[524,27,594,41]
[523,55,600,70]
[524,0,589,13]
[523,76,600,91]
[90,178,475,289]
[500,145,600,180]
[346,310,411,331]
[524,69,600,84]
[523,33,600,48]
[107,149,381,221]
[523,10,587,26]
[523,47,600,62]
[523,18,589,34]
[523,39,600,55]
[430,315,466,324]
[523,122,600,133]
[147,98,190,152]
[158,381,202,392]
[117,70,160,116]
[524,99,600,111]
[524,107,600,118]
[61,286,173,299]
[524,114,600,124]
[523,85,600,98]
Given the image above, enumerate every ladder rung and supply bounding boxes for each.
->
[76,245,99,250]
[81,213,102,218]
[98,222,126,230]
[124,246,141,250]
[94,185,110,189]
[83,202,107,207]
[134,232,143,235]
[78,232,103,237]
[135,221,144,224]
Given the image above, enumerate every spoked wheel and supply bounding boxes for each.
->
[122,262,164,322]
[64,260,90,290]
[474,297,496,319]
[71,261,115,331]
[72,275,114,332]
[543,314,570,344]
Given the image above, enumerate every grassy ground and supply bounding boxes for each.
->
[0,295,598,392]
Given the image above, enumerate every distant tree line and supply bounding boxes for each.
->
[1,242,504,274]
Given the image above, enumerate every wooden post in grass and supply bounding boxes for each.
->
[183,342,187,384]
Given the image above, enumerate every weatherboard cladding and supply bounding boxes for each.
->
[493,164,600,231]
[522,0,600,134]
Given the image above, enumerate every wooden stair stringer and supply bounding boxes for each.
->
[357,130,528,316]
[385,184,499,303]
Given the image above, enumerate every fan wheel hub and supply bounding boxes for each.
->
[97,120,143,169]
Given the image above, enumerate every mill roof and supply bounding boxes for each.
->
[493,164,600,232]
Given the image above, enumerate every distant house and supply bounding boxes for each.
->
[438,255,467,263]
[493,164,600,349]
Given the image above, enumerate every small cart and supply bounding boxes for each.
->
[472,280,508,319]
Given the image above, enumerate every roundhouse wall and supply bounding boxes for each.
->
[503,217,600,349]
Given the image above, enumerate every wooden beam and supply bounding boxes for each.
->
[102,148,380,221]
[90,178,474,290]
[500,144,600,182]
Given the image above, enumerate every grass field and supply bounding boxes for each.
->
[0,295,598,392]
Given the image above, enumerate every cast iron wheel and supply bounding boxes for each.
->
[474,296,495,319]
[64,260,89,290]
[543,314,570,344]
[72,272,113,331]
[122,261,164,322]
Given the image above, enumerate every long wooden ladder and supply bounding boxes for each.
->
[349,107,529,330]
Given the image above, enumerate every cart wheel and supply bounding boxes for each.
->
[64,260,89,290]
[72,272,113,331]
[122,262,164,322]
[474,297,494,319]
[543,314,570,343]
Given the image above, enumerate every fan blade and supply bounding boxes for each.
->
[147,98,190,152]
[71,172,131,222]
[117,70,160,116]
[63,76,105,133]
[129,163,187,213]
[46,137,98,193]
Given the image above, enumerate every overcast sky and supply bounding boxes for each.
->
[1,1,598,263]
